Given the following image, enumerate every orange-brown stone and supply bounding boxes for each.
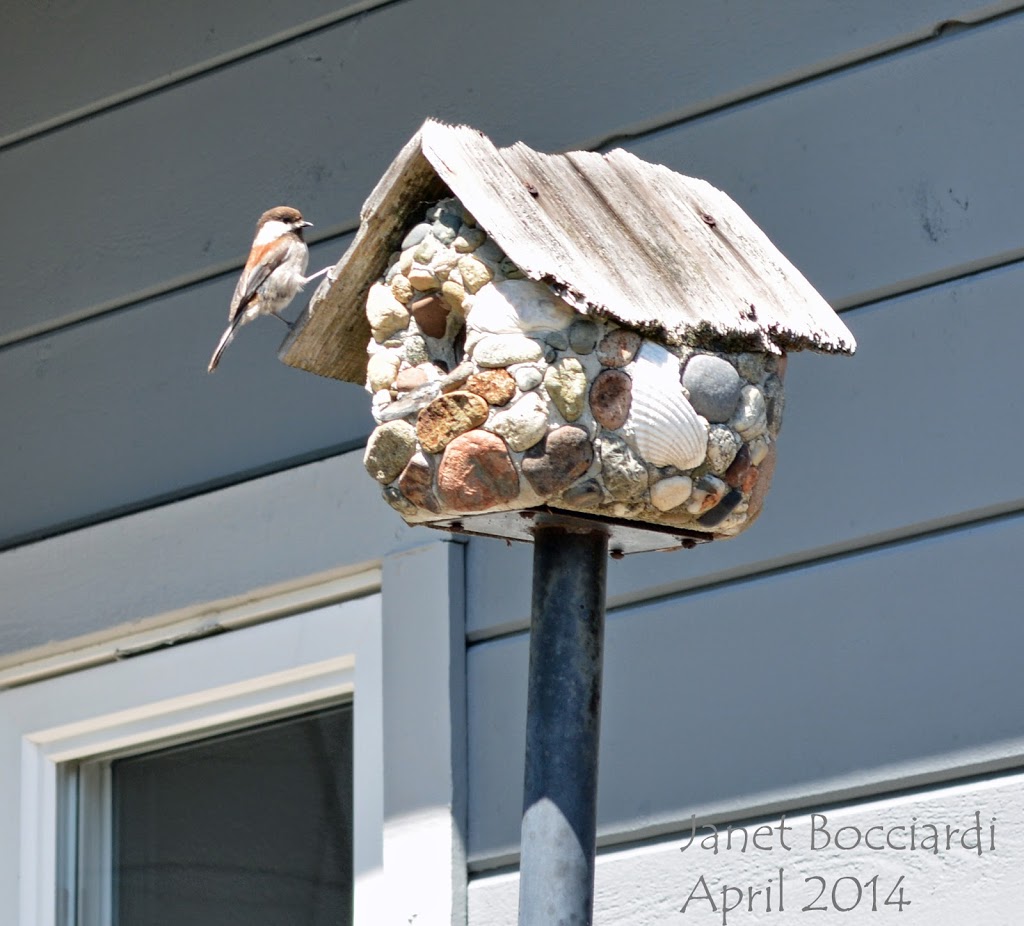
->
[416,391,489,453]
[466,368,517,406]
[411,294,450,338]
[436,431,519,511]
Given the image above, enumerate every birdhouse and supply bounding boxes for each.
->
[280,120,855,554]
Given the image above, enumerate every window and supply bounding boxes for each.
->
[97,705,352,925]
[2,591,383,926]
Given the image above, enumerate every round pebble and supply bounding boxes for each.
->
[522,427,594,496]
[431,220,457,245]
[410,294,450,339]
[589,369,632,430]
[561,479,603,509]
[597,433,648,501]
[441,280,467,313]
[391,274,414,304]
[384,485,416,515]
[438,361,475,393]
[730,384,768,438]
[366,282,411,342]
[401,223,431,250]
[512,363,544,392]
[596,328,641,367]
[545,330,569,351]
[568,319,601,354]
[363,420,417,484]
[437,431,519,512]
[414,237,439,264]
[454,226,486,253]
[705,424,742,474]
[403,334,428,366]
[471,334,544,367]
[650,475,693,511]
[366,350,401,392]
[430,248,460,279]
[458,255,493,294]
[466,369,516,406]
[394,366,429,392]
[697,488,744,528]
[486,392,549,451]
[543,357,587,421]
[416,391,489,453]
[398,453,440,513]
[682,354,743,422]
[407,266,440,291]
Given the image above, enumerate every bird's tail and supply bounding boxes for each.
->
[207,322,239,373]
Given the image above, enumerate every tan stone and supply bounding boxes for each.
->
[390,274,414,304]
[366,282,411,342]
[596,328,641,367]
[543,357,587,421]
[441,280,467,313]
[416,391,489,453]
[363,421,417,484]
[458,255,494,294]
[366,350,401,392]
[408,266,440,291]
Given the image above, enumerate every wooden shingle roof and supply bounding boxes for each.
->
[281,119,855,383]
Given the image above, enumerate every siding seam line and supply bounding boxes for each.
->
[466,502,1024,647]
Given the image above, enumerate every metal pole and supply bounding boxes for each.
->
[518,523,609,926]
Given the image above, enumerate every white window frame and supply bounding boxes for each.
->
[2,582,384,926]
[0,453,467,926]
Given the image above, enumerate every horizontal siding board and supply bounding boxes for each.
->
[470,771,1024,923]
[0,450,415,663]
[0,239,372,549]
[466,512,1024,865]
[2,2,1020,344]
[466,262,1024,639]
[0,0,356,144]
[626,14,1024,309]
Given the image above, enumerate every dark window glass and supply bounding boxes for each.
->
[112,704,352,926]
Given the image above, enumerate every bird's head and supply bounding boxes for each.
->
[254,205,313,244]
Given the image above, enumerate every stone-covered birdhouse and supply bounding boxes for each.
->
[281,120,855,553]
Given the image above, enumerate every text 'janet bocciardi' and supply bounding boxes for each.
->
[677,811,995,922]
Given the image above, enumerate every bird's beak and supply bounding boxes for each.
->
[300,220,314,228]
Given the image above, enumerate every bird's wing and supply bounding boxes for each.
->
[227,237,293,323]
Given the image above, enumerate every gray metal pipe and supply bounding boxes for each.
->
[518,523,609,926]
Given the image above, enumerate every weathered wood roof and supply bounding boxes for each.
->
[281,119,856,383]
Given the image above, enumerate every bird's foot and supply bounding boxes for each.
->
[302,266,330,285]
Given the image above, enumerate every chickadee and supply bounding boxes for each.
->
[207,205,327,372]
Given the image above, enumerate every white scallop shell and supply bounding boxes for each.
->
[626,341,708,470]
[466,280,576,336]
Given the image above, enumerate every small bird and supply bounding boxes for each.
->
[207,205,325,372]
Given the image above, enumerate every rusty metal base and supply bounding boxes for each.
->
[424,505,714,557]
